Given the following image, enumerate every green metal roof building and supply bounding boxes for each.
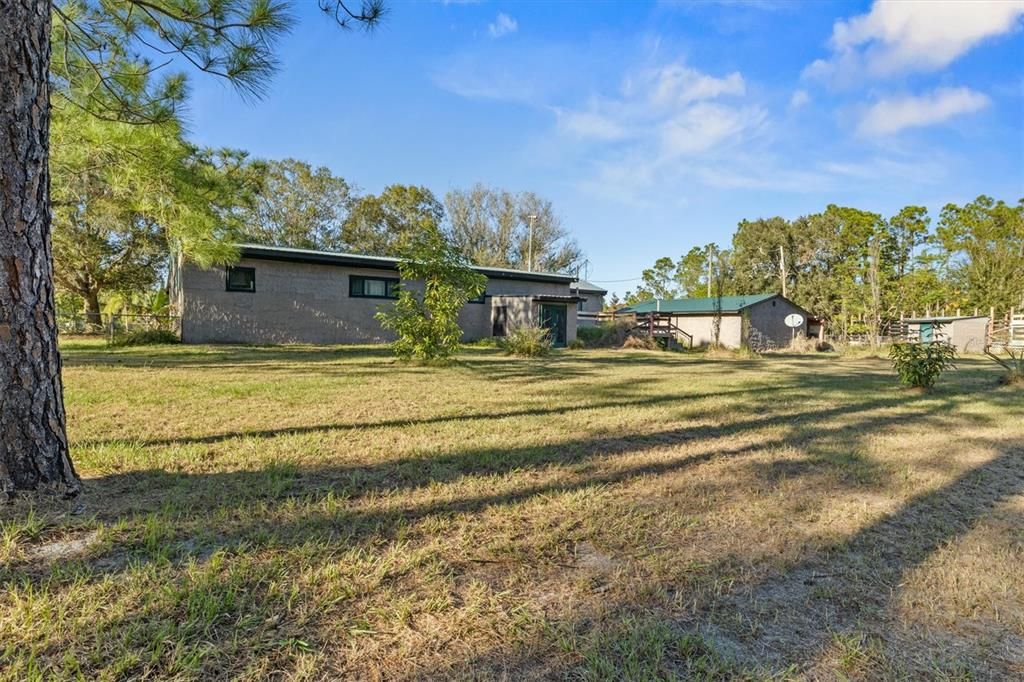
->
[620,293,777,315]
[618,293,811,350]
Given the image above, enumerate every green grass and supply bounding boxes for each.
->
[2,339,1022,680]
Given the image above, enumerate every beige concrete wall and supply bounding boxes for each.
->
[670,314,743,348]
[180,258,574,344]
[952,317,988,353]
[746,296,809,349]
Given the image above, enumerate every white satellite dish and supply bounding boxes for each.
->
[784,313,804,328]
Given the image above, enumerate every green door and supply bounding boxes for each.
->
[919,323,933,342]
[539,304,567,347]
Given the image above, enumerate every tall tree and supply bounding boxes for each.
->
[343,184,443,256]
[675,244,719,297]
[730,216,793,297]
[241,158,352,251]
[51,102,256,328]
[1,0,383,498]
[445,184,582,272]
[935,196,1024,313]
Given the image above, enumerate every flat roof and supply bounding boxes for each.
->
[903,315,988,323]
[237,244,575,284]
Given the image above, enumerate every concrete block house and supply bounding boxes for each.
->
[619,293,810,350]
[170,244,585,346]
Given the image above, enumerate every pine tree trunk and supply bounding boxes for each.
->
[0,0,81,500]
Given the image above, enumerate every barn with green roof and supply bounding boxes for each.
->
[618,293,810,350]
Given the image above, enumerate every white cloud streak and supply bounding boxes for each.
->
[857,87,990,136]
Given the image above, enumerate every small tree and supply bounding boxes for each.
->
[376,225,486,362]
[889,342,957,389]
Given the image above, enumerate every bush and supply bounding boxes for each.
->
[622,334,659,350]
[110,329,179,346]
[704,344,761,360]
[889,342,956,389]
[576,321,632,348]
[375,225,486,362]
[499,326,552,357]
[567,338,585,350]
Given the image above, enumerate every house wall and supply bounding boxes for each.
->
[669,314,743,348]
[577,291,605,315]
[951,317,988,353]
[746,296,809,349]
[575,290,605,328]
[180,258,574,344]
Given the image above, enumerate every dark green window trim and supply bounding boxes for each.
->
[226,266,255,292]
[350,275,399,299]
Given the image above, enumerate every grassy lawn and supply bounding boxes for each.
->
[2,340,1023,680]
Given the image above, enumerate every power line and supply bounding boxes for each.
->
[588,276,643,283]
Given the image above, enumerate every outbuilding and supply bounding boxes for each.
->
[618,293,810,350]
[902,315,989,353]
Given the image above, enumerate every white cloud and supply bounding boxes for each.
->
[857,86,990,136]
[555,108,627,140]
[488,12,518,39]
[552,62,771,203]
[805,0,1024,85]
[788,89,810,110]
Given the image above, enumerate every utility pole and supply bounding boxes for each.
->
[779,244,787,298]
[706,247,714,298]
[527,214,537,271]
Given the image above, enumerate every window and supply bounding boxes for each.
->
[577,299,585,312]
[226,266,255,292]
[350,275,399,299]
[468,291,486,304]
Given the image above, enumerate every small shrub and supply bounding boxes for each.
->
[703,344,761,360]
[576,321,632,348]
[567,338,585,350]
[889,342,956,389]
[622,334,658,350]
[787,336,819,353]
[110,329,179,347]
[499,326,552,357]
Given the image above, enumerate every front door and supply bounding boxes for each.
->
[539,304,567,347]
[920,323,933,343]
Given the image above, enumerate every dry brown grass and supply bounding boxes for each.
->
[1,339,1021,680]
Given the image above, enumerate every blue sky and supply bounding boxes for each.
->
[185,1,1024,295]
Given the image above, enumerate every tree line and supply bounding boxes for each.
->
[52,111,583,325]
[623,200,1024,336]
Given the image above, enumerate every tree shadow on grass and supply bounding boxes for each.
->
[4,368,1021,678]
[445,439,1024,680]
[54,385,1016,570]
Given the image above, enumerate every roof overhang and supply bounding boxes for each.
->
[237,244,574,284]
[533,295,586,303]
